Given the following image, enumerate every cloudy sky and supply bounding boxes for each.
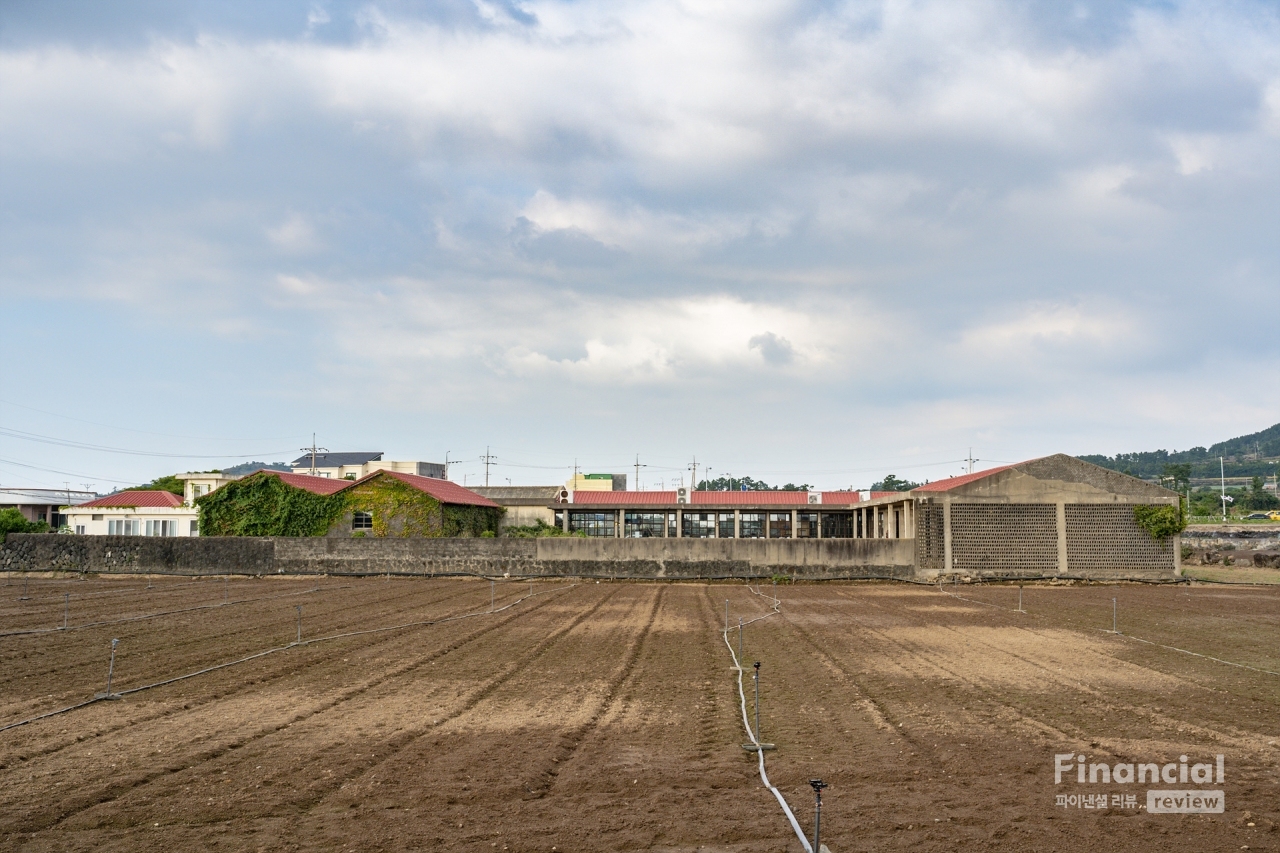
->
[2,0,1278,491]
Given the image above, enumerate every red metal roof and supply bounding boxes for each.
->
[573,490,677,506]
[911,466,1013,493]
[692,490,810,505]
[80,491,184,508]
[260,470,351,495]
[348,470,500,508]
[820,491,862,504]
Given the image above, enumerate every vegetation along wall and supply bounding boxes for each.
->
[195,472,503,539]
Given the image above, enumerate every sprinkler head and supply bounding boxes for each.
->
[809,779,828,793]
[754,661,760,671]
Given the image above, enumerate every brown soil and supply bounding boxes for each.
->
[1,574,1278,851]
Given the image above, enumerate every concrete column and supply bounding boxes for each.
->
[734,509,740,539]
[1056,501,1068,574]
[676,508,683,538]
[562,508,570,533]
[617,509,623,538]
[816,511,823,539]
[791,509,797,539]
[943,498,953,574]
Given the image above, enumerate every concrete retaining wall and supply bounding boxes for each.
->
[2,534,914,580]
[0,532,1172,580]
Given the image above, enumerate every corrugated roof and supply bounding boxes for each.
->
[290,451,383,469]
[820,491,863,504]
[471,486,566,503]
[692,491,810,505]
[349,470,500,507]
[573,490,677,506]
[79,491,185,508]
[911,466,1013,493]
[263,471,351,495]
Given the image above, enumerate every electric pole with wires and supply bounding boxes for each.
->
[300,435,328,476]
[481,446,496,487]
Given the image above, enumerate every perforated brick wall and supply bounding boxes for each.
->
[950,503,1058,573]
[915,503,945,570]
[1065,505,1174,570]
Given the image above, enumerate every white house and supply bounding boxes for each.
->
[62,491,199,537]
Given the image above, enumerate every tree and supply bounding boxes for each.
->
[870,474,920,492]
[129,474,185,496]
[0,508,49,540]
[1245,476,1280,510]
[1160,463,1192,493]
[697,475,777,491]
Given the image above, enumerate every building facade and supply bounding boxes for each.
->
[61,491,199,537]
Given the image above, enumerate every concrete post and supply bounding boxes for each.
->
[791,510,797,539]
[676,508,683,538]
[1056,501,1068,575]
[734,509,740,539]
[943,498,953,574]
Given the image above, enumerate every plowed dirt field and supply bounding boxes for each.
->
[1,575,1278,851]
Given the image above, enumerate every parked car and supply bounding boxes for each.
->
[1270,511,1280,521]
[1244,512,1273,520]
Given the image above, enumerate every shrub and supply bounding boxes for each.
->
[1133,503,1186,540]
[0,508,48,541]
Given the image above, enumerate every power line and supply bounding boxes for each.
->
[0,396,292,441]
[0,425,294,459]
[0,456,137,485]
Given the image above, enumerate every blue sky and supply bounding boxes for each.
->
[2,0,1278,491]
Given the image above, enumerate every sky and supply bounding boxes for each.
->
[2,0,1279,492]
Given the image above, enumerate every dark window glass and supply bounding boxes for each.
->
[718,512,735,538]
[352,511,373,530]
[821,512,853,538]
[796,512,818,538]
[768,512,793,539]
[739,513,764,538]
[625,512,667,537]
[682,512,716,538]
[569,511,615,537]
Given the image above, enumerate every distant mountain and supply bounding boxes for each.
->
[221,461,291,476]
[1079,423,1280,480]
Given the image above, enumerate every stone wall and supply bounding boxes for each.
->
[0,534,274,576]
[2,534,913,580]
[1181,525,1280,567]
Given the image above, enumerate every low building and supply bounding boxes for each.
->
[555,489,886,538]
[61,491,198,537]
[0,487,96,529]
[175,471,243,504]
[196,468,502,537]
[566,473,627,491]
[470,486,569,529]
[289,452,446,480]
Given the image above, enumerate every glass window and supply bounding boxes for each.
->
[768,512,793,538]
[75,525,86,535]
[821,513,853,538]
[625,512,667,537]
[190,520,200,536]
[554,510,564,530]
[108,519,139,536]
[718,512,735,538]
[145,520,176,536]
[352,511,373,530]
[569,511,615,537]
[92,514,103,521]
[739,513,764,538]
[796,512,818,538]
[668,513,677,537]
[682,512,716,538]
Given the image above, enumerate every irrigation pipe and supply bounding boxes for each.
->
[935,578,1280,679]
[0,585,340,638]
[723,587,812,853]
[0,582,576,734]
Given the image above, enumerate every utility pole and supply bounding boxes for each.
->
[1221,456,1227,522]
[481,446,496,487]
[966,447,977,475]
[634,454,647,491]
[444,451,451,481]
[689,456,698,491]
[300,434,328,476]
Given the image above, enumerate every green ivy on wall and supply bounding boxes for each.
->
[197,471,504,538]
[196,472,346,537]
[1133,502,1186,540]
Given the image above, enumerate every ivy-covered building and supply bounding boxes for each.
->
[196,469,502,538]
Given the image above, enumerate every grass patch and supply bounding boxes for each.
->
[1184,566,1280,585]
